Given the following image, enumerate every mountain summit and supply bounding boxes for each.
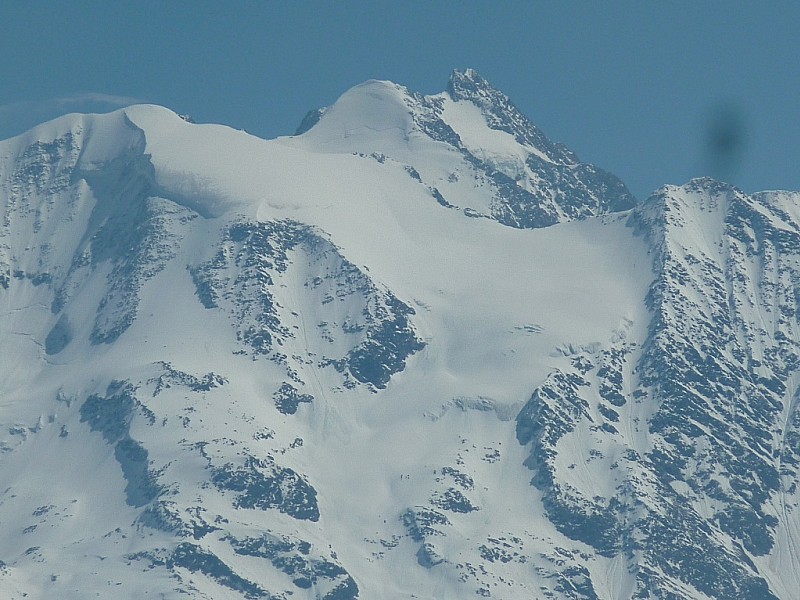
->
[1,73,799,600]
[446,68,578,164]
[295,68,636,228]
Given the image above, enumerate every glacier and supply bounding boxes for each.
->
[0,69,799,599]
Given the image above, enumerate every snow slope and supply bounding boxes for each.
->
[0,70,798,599]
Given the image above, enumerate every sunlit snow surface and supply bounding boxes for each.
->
[1,72,799,599]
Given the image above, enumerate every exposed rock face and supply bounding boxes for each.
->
[190,218,425,390]
[516,179,800,598]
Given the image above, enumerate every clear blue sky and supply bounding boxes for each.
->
[1,1,798,199]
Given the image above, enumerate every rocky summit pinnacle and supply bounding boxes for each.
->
[446,68,578,164]
[446,67,637,224]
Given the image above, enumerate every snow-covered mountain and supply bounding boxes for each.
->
[0,69,798,599]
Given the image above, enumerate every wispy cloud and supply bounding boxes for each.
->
[0,92,147,118]
[52,92,146,109]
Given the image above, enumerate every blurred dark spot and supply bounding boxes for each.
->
[703,102,749,185]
